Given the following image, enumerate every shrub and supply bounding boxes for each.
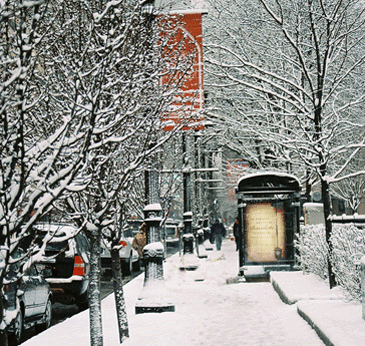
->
[331,224,365,301]
[295,224,329,280]
[296,223,365,301]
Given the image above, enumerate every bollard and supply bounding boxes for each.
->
[196,229,208,259]
[197,229,204,245]
[179,211,199,270]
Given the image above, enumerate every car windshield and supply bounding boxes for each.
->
[127,221,143,236]
[45,239,69,252]
[31,225,77,256]
[166,227,176,236]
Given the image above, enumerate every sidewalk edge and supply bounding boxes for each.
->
[297,303,335,346]
[271,278,297,305]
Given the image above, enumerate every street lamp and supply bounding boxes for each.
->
[135,0,175,314]
[136,171,175,314]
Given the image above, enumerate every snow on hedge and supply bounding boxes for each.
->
[296,223,365,301]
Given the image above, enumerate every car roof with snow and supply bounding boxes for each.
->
[33,223,79,242]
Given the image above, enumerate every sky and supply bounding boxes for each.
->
[21,238,365,346]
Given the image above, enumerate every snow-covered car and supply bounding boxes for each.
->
[2,262,52,345]
[100,226,140,276]
[33,224,91,310]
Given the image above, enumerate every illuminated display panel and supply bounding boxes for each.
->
[246,203,285,262]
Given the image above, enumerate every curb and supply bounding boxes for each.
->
[271,277,296,305]
[297,303,334,346]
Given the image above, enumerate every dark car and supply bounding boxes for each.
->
[2,262,52,345]
[34,224,91,310]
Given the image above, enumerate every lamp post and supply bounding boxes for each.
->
[135,169,175,314]
[135,0,174,314]
[179,133,199,270]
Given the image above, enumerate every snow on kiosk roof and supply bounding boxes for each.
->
[236,172,301,196]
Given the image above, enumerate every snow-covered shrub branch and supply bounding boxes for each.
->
[296,223,365,300]
[330,224,365,301]
[295,224,329,280]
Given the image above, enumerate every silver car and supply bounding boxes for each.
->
[2,262,52,345]
[100,226,140,276]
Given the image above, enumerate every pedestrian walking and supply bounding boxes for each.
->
[210,219,226,251]
[233,218,239,251]
[132,223,146,266]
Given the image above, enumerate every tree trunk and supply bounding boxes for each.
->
[0,297,8,346]
[89,236,103,346]
[0,332,8,346]
[111,247,129,343]
[321,178,336,289]
[305,168,312,202]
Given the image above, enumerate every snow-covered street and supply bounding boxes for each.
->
[22,239,324,346]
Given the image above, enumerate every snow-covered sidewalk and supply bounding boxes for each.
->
[271,271,365,346]
[22,239,365,346]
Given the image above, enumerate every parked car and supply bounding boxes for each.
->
[2,260,52,345]
[163,218,181,248]
[100,225,140,276]
[126,219,144,236]
[33,224,91,310]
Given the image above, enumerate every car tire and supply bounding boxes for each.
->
[36,298,52,333]
[9,307,23,345]
[76,290,89,311]
[121,255,132,276]
[132,258,140,272]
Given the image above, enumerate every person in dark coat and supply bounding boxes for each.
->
[211,219,226,251]
[233,218,239,251]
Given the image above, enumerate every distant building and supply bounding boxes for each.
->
[156,0,207,131]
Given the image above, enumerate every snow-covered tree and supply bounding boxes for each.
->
[0,0,99,287]
[204,0,365,288]
[52,2,199,345]
[330,152,365,214]
[0,1,203,344]
[0,1,118,343]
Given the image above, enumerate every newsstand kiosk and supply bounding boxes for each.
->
[236,172,301,281]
